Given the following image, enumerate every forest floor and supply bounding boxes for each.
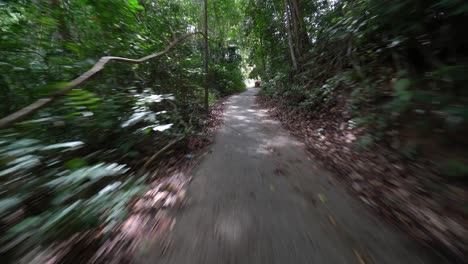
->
[135,87,447,264]
[257,87,468,262]
[36,100,231,264]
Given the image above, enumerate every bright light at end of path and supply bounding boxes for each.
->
[245,79,256,87]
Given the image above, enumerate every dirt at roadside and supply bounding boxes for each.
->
[257,94,468,263]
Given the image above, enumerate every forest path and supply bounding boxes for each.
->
[146,88,444,264]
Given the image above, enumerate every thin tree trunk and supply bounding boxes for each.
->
[284,0,298,70]
[288,0,300,55]
[51,0,71,42]
[203,0,209,114]
[260,36,267,74]
[288,0,309,62]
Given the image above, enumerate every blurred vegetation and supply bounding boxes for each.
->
[2,0,468,261]
[245,0,468,178]
[0,0,245,261]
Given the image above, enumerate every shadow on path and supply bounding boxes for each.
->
[139,88,447,264]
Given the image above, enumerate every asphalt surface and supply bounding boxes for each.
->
[147,88,446,264]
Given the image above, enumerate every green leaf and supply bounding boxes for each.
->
[65,158,88,170]
[127,0,144,12]
[440,160,468,180]
[40,201,81,232]
[394,78,410,92]
[0,197,22,217]
[41,141,84,151]
[8,216,42,238]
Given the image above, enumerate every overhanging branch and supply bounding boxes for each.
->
[0,31,205,129]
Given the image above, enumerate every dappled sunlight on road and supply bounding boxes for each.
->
[151,88,445,264]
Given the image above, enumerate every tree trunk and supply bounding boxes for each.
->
[203,0,209,114]
[51,0,72,42]
[260,36,267,74]
[288,0,309,63]
[284,0,298,70]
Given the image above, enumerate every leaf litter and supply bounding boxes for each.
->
[257,94,468,261]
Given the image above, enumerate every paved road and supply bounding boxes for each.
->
[149,88,445,264]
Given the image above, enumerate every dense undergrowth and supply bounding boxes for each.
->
[246,0,468,259]
[0,0,245,261]
[2,0,468,261]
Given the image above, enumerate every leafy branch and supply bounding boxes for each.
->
[0,31,206,130]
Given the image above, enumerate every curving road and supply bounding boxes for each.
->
[147,88,445,264]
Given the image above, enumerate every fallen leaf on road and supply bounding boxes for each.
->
[318,193,327,203]
[353,249,366,264]
[270,184,275,191]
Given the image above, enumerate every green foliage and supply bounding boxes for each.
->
[356,134,375,149]
[301,73,354,110]
[210,60,246,97]
[247,0,468,158]
[0,132,147,254]
[0,0,246,261]
[385,78,414,114]
[401,144,418,161]
[440,160,468,180]
[260,72,287,98]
